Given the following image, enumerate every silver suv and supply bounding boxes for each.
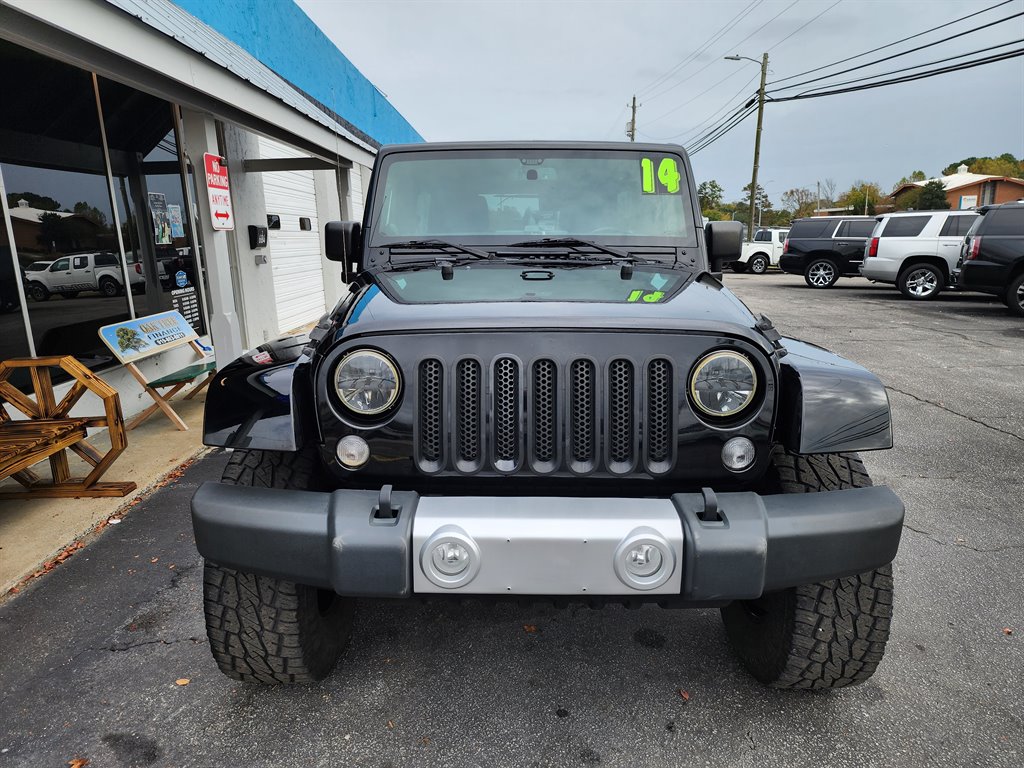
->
[860,210,977,300]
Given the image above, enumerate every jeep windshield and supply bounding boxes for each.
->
[368,147,698,257]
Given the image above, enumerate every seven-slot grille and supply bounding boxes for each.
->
[416,356,674,475]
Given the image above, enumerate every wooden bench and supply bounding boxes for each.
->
[0,356,137,499]
[97,311,215,431]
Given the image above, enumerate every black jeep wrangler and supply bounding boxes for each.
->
[192,142,903,690]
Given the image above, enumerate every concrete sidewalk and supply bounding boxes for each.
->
[0,392,209,596]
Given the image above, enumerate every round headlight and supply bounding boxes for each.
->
[334,349,400,416]
[690,350,758,418]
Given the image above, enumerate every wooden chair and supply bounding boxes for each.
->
[0,356,137,499]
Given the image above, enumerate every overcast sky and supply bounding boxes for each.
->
[297,0,1024,206]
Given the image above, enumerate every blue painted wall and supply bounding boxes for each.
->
[171,0,421,147]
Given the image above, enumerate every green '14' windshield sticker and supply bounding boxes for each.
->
[640,156,682,195]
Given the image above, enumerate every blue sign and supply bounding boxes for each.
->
[175,270,188,288]
[98,310,199,364]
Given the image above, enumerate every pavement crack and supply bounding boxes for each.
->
[885,385,1024,444]
[101,636,206,653]
[902,523,1024,553]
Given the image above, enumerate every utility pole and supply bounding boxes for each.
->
[746,52,769,241]
[816,180,821,214]
[863,183,869,215]
[626,95,640,142]
[726,52,769,239]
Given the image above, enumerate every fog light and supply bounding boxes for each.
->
[336,435,370,468]
[722,436,755,471]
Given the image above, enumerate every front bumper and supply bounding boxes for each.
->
[191,483,904,602]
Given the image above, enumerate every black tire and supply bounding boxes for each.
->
[99,277,121,297]
[28,282,49,302]
[898,262,943,300]
[804,259,838,288]
[721,448,894,689]
[748,254,769,275]
[203,447,355,684]
[730,261,749,274]
[1005,273,1024,317]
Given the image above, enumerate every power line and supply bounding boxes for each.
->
[686,102,758,154]
[688,106,758,155]
[766,47,1024,102]
[637,0,762,98]
[769,0,1014,84]
[769,6,1023,91]
[767,0,844,52]
[645,0,799,103]
[785,38,1023,96]
[645,65,752,126]
[640,71,760,142]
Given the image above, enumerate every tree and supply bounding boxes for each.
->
[781,187,816,218]
[837,181,884,216]
[916,180,950,210]
[742,183,772,214]
[820,178,837,207]
[896,170,927,186]
[893,187,922,211]
[5,191,61,211]
[942,154,1023,177]
[72,201,108,228]
[697,180,724,212]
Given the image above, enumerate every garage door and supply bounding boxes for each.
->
[258,136,325,334]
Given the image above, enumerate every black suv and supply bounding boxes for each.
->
[191,142,904,690]
[779,216,876,288]
[955,201,1024,316]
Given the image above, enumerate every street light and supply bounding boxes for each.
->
[725,52,769,242]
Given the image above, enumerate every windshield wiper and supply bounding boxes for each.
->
[504,237,634,261]
[386,239,491,260]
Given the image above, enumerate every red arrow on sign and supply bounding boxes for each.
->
[214,210,231,221]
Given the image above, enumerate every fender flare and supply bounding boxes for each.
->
[203,336,315,451]
[775,337,893,454]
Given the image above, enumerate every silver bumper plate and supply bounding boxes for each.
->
[412,496,684,595]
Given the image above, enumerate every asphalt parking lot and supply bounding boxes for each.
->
[1,272,1021,768]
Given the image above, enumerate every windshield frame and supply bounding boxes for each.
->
[363,145,701,268]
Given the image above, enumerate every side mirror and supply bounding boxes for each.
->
[704,220,743,278]
[325,221,362,280]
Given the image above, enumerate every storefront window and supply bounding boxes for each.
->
[0,39,208,379]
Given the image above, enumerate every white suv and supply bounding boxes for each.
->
[860,210,977,300]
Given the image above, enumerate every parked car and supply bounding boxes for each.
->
[731,227,789,274]
[25,251,130,301]
[192,140,904,691]
[23,260,53,273]
[860,210,977,300]
[779,216,876,288]
[954,201,1024,316]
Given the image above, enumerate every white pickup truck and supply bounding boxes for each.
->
[24,251,140,301]
[730,227,789,274]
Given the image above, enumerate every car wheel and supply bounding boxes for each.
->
[28,282,49,302]
[720,447,894,689]
[898,263,943,300]
[804,259,838,288]
[203,447,355,684]
[730,261,748,274]
[99,277,120,297]
[749,254,769,275]
[1006,273,1024,317]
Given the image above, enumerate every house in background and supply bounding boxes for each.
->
[891,164,1024,210]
